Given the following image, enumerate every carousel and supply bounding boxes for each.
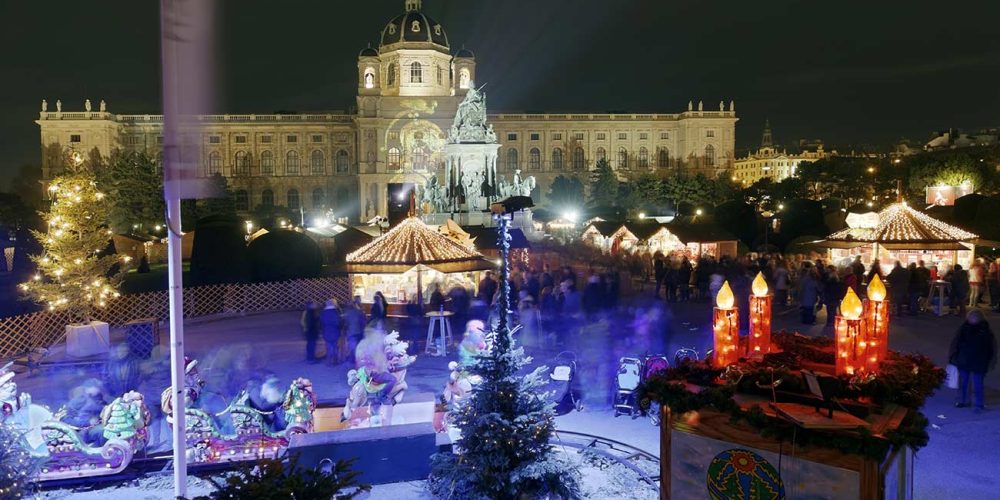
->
[345,217,495,308]
[820,202,978,273]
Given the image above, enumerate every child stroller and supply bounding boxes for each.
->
[613,357,643,417]
[550,351,584,414]
[642,354,670,425]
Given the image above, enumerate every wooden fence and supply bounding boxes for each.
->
[0,277,351,359]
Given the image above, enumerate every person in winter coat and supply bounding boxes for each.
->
[797,265,822,325]
[949,309,996,412]
[320,299,343,364]
[301,301,321,363]
[822,268,845,326]
[886,261,910,316]
[342,297,367,365]
[948,265,970,316]
[370,291,389,327]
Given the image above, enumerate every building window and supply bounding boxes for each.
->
[287,189,300,210]
[312,188,325,208]
[596,133,606,140]
[552,133,562,141]
[260,151,274,174]
[410,62,422,83]
[411,20,420,32]
[208,135,221,144]
[506,148,519,170]
[311,150,325,174]
[459,68,471,89]
[706,130,715,138]
[208,151,221,175]
[286,150,299,174]
[286,135,298,143]
[70,134,81,143]
[387,64,396,85]
[658,148,669,168]
[261,189,274,208]
[660,132,669,140]
[552,148,564,170]
[234,190,249,211]
[638,147,649,168]
[705,144,716,167]
[311,134,323,143]
[618,147,628,169]
[388,147,401,169]
[388,131,399,141]
[596,147,607,162]
[234,151,250,175]
[336,149,350,173]
[530,133,540,141]
[574,132,584,140]
[529,148,540,170]
[617,133,627,140]
[411,146,428,170]
[640,133,649,141]
[436,65,443,85]
[127,135,141,145]
[235,136,247,144]
[260,135,272,143]
[573,147,585,169]
[507,133,518,141]
[156,136,164,144]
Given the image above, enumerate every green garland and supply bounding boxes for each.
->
[637,339,945,461]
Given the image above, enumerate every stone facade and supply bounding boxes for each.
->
[35,0,737,223]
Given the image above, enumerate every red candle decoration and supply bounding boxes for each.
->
[864,274,890,366]
[835,288,878,376]
[748,272,772,357]
[713,281,740,368]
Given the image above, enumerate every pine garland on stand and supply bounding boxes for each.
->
[429,211,580,499]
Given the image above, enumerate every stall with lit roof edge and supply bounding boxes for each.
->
[820,202,977,274]
[640,277,943,500]
[344,217,495,309]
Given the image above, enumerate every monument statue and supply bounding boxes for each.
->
[85,99,92,112]
[448,83,496,144]
[41,99,47,112]
[100,100,106,112]
[56,99,62,112]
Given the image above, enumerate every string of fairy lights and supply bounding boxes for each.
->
[347,217,485,264]
[829,202,978,242]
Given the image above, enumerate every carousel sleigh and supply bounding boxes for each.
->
[2,363,151,482]
[165,376,317,465]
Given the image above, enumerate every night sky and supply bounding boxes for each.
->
[2,0,999,187]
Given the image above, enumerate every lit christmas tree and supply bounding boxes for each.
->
[429,211,580,499]
[0,422,41,499]
[20,159,130,322]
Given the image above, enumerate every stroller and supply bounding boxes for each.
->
[613,357,643,417]
[550,351,584,414]
[641,354,670,425]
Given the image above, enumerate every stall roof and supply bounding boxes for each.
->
[825,202,977,246]
[587,220,737,244]
[462,226,531,250]
[345,217,495,274]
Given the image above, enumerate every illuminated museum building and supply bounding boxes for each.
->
[36,0,736,221]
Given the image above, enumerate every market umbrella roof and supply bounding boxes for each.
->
[345,217,495,274]
[823,202,977,249]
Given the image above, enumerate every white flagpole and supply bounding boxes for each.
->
[165,197,187,499]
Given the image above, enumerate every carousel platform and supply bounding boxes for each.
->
[289,401,450,485]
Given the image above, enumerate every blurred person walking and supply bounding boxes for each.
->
[949,309,996,412]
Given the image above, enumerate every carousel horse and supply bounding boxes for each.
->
[342,330,416,422]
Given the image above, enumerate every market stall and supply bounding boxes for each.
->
[821,203,978,274]
[345,217,495,307]
[580,221,738,261]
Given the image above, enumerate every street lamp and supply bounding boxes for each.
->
[695,208,703,216]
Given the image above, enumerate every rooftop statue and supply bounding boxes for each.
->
[448,82,497,144]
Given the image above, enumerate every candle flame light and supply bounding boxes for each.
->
[867,274,886,301]
[841,288,863,320]
[751,272,768,297]
[716,280,735,310]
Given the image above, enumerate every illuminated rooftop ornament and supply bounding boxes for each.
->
[867,274,886,301]
[716,281,735,310]
[827,202,977,243]
[751,272,768,297]
[841,288,864,320]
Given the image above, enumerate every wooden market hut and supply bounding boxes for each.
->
[819,202,978,273]
[581,220,738,260]
[344,217,495,307]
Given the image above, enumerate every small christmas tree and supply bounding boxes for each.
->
[429,213,579,499]
[0,422,41,499]
[20,159,129,323]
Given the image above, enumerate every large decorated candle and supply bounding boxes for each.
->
[864,274,890,365]
[835,288,877,376]
[713,281,740,367]
[748,272,773,356]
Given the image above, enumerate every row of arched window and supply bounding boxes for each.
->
[382,62,469,88]
[500,146,711,170]
[207,150,350,176]
[233,186,351,212]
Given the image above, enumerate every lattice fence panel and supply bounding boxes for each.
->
[0,276,349,359]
